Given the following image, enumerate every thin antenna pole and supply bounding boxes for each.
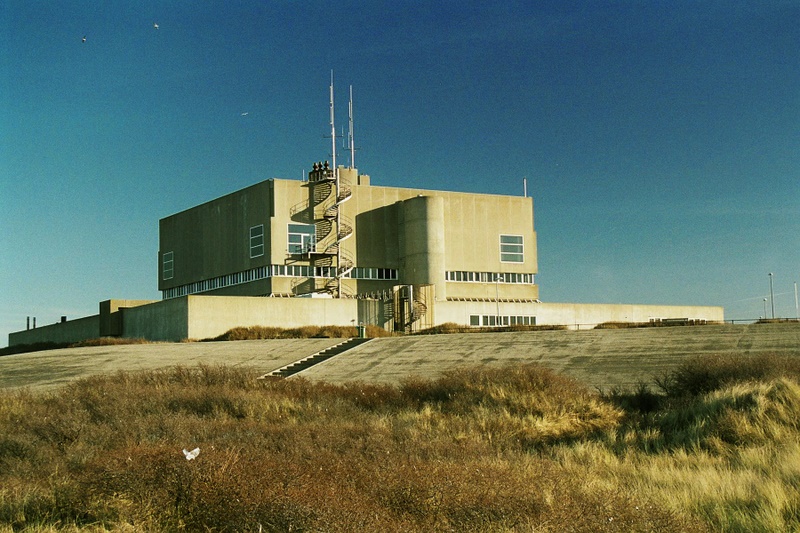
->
[349,85,355,169]
[329,71,342,298]
[329,71,337,173]
[523,177,527,197]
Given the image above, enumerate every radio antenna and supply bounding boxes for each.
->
[329,70,337,173]
[348,85,355,169]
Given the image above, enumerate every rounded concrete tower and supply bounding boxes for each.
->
[399,195,446,300]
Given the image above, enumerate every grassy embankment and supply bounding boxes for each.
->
[1,353,799,532]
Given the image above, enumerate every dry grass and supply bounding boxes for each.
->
[206,324,392,341]
[2,355,799,531]
[594,320,715,329]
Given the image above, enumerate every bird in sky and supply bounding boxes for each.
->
[241,112,249,116]
[82,36,86,43]
[153,22,159,30]
[183,447,200,460]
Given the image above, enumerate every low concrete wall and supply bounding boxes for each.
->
[436,300,724,329]
[119,295,388,342]
[185,295,379,340]
[100,299,158,337]
[8,295,724,346]
[533,302,724,329]
[122,298,190,342]
[8,315,100,346]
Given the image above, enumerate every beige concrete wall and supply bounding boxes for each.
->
[184,295,382,340]
[399,196,447,297]
[345,180,538,299]
[533,302,724,328]
[346,182,536,271]
[435,300,725,329]
[8,315,100,346]
[122,298,190,341]
[270,179,310,263]
[445,281,538,301]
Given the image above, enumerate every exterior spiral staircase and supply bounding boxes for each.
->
[393,284,430,333]
[292,160,355,297]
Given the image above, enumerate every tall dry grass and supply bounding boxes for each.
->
[207,324,392,341]
[1,355,799,531]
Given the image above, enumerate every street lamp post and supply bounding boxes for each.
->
[763,298,768,320]
[769,273,775,319]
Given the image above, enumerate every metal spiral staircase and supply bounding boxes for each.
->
[393,284,429,333]
[411,288,428,323]
[296,160,355,297]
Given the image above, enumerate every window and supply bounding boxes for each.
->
[250,225,264,258]
[162,251,174,280]
[467,315,536,327]
[288,224,316,254]
[500,235,524,263]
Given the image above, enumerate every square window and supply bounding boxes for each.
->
[287,223,315,254]
[500,235,524,263]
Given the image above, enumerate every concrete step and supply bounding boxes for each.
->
[260,337,373,379]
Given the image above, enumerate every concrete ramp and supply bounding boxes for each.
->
[297,324,800,391]
[0,338,347,391]
[2,324,798,393]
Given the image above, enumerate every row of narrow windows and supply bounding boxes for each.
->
[470,315,536,327]
[162,265,400,299]
[162,265,537,300]
[445,271,534,284]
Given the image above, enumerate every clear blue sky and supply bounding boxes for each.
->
[2,1,799,345]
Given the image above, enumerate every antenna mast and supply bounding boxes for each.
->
[329,71,343,298]
[329,71,337,173]
[348,85,355,169]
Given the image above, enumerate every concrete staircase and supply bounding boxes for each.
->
[260,337,373,379]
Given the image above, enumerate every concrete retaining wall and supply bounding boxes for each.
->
[533,302,725,328]
[185,295,378,340]
[117,295,388,342]
[122,297,190,342]
[9,294,725,346]
[8,315,100,346]
[436,300,724,329]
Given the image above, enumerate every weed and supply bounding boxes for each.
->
[2,358,798,531]
[207,324,392,341]
[656,353,800,397]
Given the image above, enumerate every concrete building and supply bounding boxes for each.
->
[9,160,724,347]
[157,162,539,332]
